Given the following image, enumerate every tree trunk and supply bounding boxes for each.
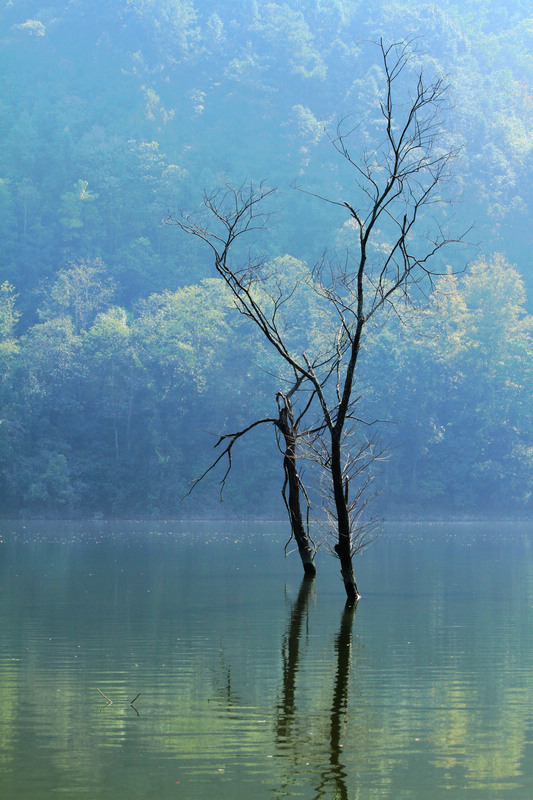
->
[331,433,359,603]
[284,442,316,576]
[277,399,316,578]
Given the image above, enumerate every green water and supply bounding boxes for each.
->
[1,520,533,799]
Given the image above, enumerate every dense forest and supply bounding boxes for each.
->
[0,0,532,518]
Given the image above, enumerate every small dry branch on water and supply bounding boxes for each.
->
[97,688,142,713]
[97,687,113,706]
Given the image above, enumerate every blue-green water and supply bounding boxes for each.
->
[1,520,533,799]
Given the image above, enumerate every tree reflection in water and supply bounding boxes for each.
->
[276,575,315,744]
[315,602,357,800]
[275,577,358,799]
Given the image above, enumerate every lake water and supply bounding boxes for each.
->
[1,519,533,799]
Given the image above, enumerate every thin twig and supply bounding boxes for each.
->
[97,688,113,705]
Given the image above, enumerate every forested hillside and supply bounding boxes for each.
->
[0,0,532,517]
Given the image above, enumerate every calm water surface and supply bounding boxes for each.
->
[1,520,533,799]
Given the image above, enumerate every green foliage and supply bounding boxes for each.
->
[39,259,116,334]
[0,282,20,343]
[360,255,533,511]
[24,452,80,509]
[0,0,532,516]
[254,3,327,79]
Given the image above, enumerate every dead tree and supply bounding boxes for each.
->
[294,39,467,601]
[169,39,467,602]
[275,377,316,576]
[183,369,318,577]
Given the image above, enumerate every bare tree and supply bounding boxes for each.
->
[184,368,318,577]
[168,39,467,602]
[274,375,317,575]
[293,39,469,600]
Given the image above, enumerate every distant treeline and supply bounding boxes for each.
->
[1,252,531,517]
[0,0,532,516]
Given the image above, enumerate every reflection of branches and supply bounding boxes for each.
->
[130,693,141,716]
[212,647,243,709]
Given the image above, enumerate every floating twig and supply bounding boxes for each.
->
[97,688,113,705]
[97,688,141,715]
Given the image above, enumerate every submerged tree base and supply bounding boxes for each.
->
[302,560,317,578]
[296,540,317,578]
[340,564,360,606]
